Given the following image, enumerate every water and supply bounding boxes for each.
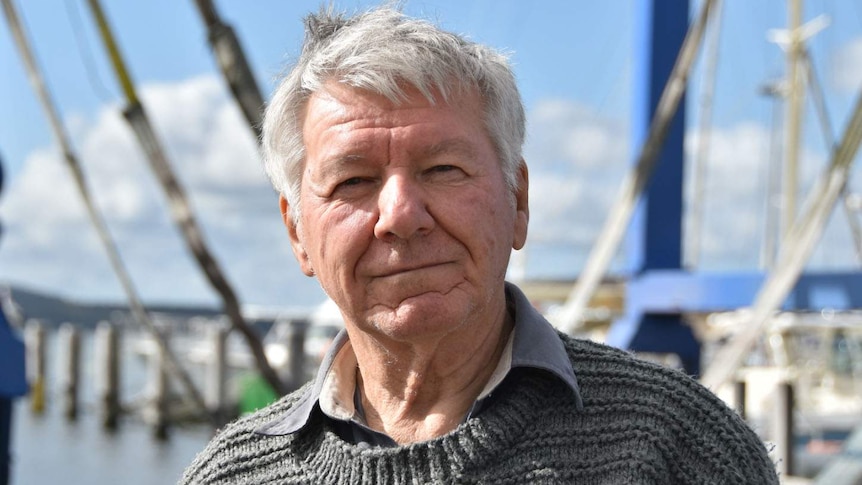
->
[11,401,212,484]
[7,328,215,485]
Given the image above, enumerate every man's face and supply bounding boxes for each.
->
[281,82,528,344]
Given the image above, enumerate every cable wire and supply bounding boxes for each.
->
[64,0,113,104]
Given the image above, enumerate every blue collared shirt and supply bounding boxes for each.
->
[256,283,583,445]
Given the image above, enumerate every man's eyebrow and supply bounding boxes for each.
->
[418,138,478,160]
[305,154,367,187]
[318,153,366,171]
[315,139,477,171]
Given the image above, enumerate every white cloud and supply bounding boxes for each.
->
[832,37,862,94]
[684,122,769,268]
[686,121,861,270]
[522,98,860,279]
[521,98,629,278]
[0,74,324,308]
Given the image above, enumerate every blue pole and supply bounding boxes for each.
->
[607,0,702,375]
[626,0,688,273]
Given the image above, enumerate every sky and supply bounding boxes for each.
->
[0,0,861,312]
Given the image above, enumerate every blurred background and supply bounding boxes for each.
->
[1,0,861,483]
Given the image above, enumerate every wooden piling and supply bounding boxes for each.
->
[205,324,228,425]
[23,320,46,414]
[733,379,746,420]
[57,323,81,420]
[148,327,170,440]
[286,320,308,391]
[94,322,120,429]
[774,380,795,477]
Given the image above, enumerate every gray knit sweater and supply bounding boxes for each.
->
[181,335,778,484]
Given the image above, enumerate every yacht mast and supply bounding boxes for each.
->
[783,0,804,240]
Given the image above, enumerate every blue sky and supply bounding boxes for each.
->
[1,1,861,310]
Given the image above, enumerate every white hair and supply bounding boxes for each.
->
[261,6,526,221]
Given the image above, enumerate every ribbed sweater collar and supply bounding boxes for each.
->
[250,365,568,483]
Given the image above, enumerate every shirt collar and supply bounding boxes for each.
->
[505,282,582,408]
[256,282,582,437]
[255,330,350,436]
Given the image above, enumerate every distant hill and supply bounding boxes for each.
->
[1,284,225,330]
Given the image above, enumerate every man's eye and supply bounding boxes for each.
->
[340,177,364,187]
[430,165,456,173]
[425,165,466,181]
[331,176,373,197]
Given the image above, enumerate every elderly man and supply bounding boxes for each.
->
[182,6,778,484]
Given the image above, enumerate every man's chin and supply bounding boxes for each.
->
[365,295,471,342]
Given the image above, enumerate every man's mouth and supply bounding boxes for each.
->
[375,261,452,278]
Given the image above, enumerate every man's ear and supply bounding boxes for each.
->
[513,160,529,250]
[279,195,315,277]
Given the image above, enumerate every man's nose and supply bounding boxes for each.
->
[374,175,434,240]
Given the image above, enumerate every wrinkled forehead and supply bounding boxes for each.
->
[305,77,479,116]
[303,81,490,153]
[300,80,487,142]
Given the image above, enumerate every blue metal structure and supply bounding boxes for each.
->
[0,155,27,485]
[0,308,27,398]
[605,0,862,376]
[607,0,701,375]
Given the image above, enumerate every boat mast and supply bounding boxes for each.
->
[84,0,287,395]
[191,0,264,140]
[0,0,214,421]
[783,0,804,241]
